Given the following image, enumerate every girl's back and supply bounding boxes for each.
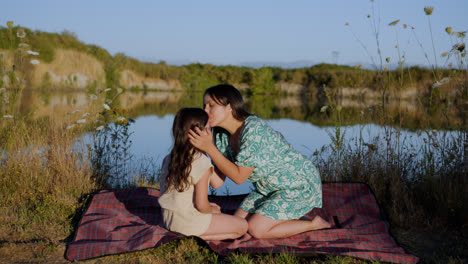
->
[158,152,213,236]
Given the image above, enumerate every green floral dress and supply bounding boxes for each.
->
[215,115,322,220]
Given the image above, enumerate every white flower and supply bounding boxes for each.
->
[26,50,39,55]
[320,106,328,113]
[75,119,86,124]
[116,116,126,122]
[66,124,75,130]
[103,104,111,110]
[3,115,13,118]
[89,94,98,101]
[70,110,81,114]
[18,43,29,48]
[105,99,112,104]
[30,59,40,65]
[96,125,105,131]
[104,88,112,92]
[82,112,90,117]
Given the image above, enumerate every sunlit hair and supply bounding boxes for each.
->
[204,84,251,121]
[166,108,208,192]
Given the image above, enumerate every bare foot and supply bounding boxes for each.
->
[310,216,332,230]
[231,233,252,247]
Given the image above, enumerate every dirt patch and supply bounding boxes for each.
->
[391,228,468,263]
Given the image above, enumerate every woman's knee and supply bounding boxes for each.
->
[247,217,272,239]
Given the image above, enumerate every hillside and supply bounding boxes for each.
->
[0,25,463,99]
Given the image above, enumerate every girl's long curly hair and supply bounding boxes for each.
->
[166,108,209,192]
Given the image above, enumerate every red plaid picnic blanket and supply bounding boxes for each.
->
[65,183,419,263]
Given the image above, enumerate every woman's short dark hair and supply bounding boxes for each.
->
[204,84,250,121]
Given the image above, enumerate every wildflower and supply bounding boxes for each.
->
[82,112,90,117]
[412,26,415,30]
[355,63,362,69]
[386,57,390,63]
[70,110,81,114]
[388,19,400,26]
[105,99,112,104]
[345,22,349,26]
[7,21,14,29]
[17,28,26,38]
[452,43,465,53]
[424,6,434,15]
[462,53,466,58]
[26,50,39,55]
[18,43,29,48]
[320,106,328,113]
[116,116,128,125]
[30,59,40,65]
[441,52,449,57]
[403,24,407,29]
[89,94,98,100]
[103,104,111,110]
[76,119,86,124]
[452,31,466,38]
[367,14,371,18]
[395,45,398,48]
[445,27,452,34]
[66,124,75,130]
[104,88,112,92]
[3,115,13,118]
[96,126,105,131]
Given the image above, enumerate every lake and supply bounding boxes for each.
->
[13,89,464,194]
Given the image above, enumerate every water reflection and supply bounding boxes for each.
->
[15,89,466,131]
[13,89,465,193]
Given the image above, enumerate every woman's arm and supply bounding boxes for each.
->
[194,167,220,214]
[189,127,254,184]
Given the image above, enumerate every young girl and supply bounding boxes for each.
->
[158,107,248,240]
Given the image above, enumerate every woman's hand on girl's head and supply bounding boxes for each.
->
[188,126,215,153]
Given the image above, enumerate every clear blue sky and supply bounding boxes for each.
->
[2,0,467,68]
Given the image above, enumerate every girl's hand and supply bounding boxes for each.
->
[210,202,221,213]
[188,126,214,153]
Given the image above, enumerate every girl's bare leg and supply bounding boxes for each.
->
[199,213,248,241]
[233,209,253,242]
[247,214,331,239]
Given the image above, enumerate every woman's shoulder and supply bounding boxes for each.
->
[244,115,266,128]
[242,115,269,134]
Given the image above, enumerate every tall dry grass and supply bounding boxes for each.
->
[0,114,96,243]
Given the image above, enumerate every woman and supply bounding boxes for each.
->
[188,84,331,239]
